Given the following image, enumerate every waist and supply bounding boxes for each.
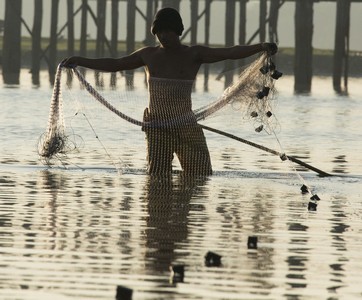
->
[144,108,197,128]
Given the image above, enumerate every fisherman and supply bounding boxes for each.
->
[62,7,277,176]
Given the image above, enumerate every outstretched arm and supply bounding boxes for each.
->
[196,43,277,64]
[61,48,146,72]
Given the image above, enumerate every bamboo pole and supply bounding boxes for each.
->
[200,124,332,177]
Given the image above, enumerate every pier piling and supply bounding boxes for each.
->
[294,0,313,94]
[0,0,360,92]
[2,0,22,85]
[32,0,43,85]
[333,0,351,94]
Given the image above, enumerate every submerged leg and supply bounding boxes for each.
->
[145,128,175,175]
[176,124,213,176]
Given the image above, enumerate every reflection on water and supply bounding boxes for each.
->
[0,73,362,299]
[1,168,361,299]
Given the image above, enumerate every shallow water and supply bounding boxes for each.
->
[1,70,362,299]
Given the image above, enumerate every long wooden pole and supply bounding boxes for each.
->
[199,124,332,177]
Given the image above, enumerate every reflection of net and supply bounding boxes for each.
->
[38,52,280,166]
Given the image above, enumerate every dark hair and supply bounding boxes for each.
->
[151,7,184,36]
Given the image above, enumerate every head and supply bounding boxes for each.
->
[151,8,184,37]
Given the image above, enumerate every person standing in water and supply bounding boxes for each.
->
[62,7,277,176]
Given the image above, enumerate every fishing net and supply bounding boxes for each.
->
[37,66,69,161]
[38,52,282,173]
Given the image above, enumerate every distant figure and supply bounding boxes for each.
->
[62,7,277,176]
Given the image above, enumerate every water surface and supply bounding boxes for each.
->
[0,70,361,299]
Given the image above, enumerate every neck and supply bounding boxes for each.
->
[161,40,182,50]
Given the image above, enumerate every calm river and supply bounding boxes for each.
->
[0,69,361,300]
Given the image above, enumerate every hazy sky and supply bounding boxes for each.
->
[1,0,361,51]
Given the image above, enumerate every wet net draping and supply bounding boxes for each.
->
[38,66,68,161]
[194,54,278,134]
[38,52,280,169]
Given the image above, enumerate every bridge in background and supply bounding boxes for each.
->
[1,0,360,94]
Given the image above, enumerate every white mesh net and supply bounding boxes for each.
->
[38,52,283,175]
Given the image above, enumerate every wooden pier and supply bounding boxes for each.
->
[1,0,361,94]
